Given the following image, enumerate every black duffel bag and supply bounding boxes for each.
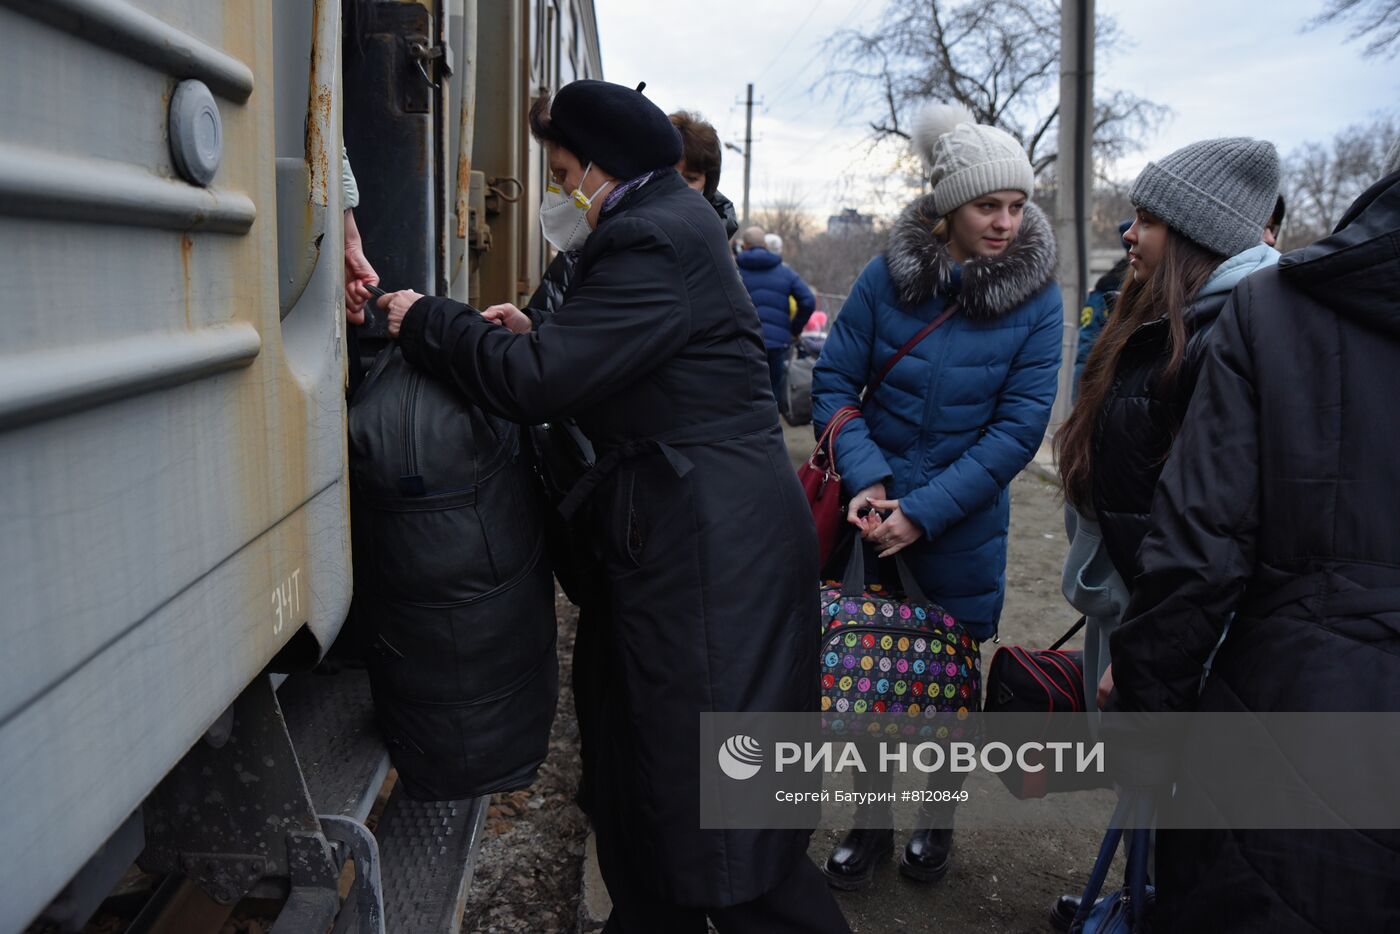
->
[348,346,558,801]
[984,618,1110,798]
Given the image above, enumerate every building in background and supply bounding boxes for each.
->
[826,207,874,236]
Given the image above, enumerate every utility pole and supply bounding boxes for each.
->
[742,82,754,225]
[724,84,757,229]
[1052,0,1094,431]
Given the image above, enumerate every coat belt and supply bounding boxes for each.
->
[557,407,777,521]
[1245,562,1400,620]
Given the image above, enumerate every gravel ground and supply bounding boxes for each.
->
[462,426,1107,934]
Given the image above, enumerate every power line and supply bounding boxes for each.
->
[763,0,878,113]
[752,0,830,84]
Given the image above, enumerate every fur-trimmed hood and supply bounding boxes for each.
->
[885,195,1057,320]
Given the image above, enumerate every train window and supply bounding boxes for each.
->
[271,4,311,163]
[271,2,319,319]
[533,0,545,76]
[548,2,559,89]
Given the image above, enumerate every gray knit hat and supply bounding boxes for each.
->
[1130,138,1280,258]
[912,102,1036,216]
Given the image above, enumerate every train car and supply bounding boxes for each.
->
[0,2,600,931]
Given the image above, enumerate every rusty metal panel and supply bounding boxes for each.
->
[0,0,352,928]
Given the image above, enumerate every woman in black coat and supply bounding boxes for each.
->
[1049,138,1280,931]
[378,80,849,934]
[510,106,742,837]
[1107,167,1400,932]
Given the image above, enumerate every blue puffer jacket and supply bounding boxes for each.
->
[736,247,816,350]
[812,198,1062,637]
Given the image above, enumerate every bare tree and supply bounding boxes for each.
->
[752,187,815,257]
[1279,116,1400,250]
[822,0,1168,177]
[1307,0,1400,58]
[788,226,890,296]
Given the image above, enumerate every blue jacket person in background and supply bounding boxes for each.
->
[1072,220,1132,398]
[812,101,1061,891]
[736,226,817,399]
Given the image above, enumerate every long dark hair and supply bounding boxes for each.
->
[1056,229,1224,513]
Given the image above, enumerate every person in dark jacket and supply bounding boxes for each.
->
[671,109,740,239]
[1048,138,1280,931]
[736,227,817,399]
[1105,166,1400,933]
[813,101,1062,890]
[376,79,849,934]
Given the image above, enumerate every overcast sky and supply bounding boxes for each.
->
[594,0,1398,221]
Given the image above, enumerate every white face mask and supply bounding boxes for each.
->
[539,162,612,252]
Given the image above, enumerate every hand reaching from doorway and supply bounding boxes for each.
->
[344,209,379,325]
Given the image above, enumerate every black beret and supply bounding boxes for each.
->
[549,80,683,179]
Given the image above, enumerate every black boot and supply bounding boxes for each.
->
[1048,893,1104,932]
[1048,894,1080,932]
[822,828,893,891]
[899,826,952,882]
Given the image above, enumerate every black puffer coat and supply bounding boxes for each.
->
[525,249,580,324]
[1111,171,1400,932]
[709,188,740,240]
[1090,245,1278,583]
[397,169,817,908]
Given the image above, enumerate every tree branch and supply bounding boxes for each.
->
[1026,103,1059,169]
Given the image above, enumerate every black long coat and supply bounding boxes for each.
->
[1110,171,1400,932]
[397,169,818,908]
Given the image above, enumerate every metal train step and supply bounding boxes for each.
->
[279,665,390,822]
[375,793,490,934]
[276,665,491,933]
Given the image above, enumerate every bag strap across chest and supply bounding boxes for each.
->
[864,301,960,403]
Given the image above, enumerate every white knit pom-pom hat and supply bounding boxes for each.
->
[911,101,1035,216]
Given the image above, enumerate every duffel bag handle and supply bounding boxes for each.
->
[839,537,868,597]
[893,554,934,609]
[839,538,936,612]
[1049,616,1088,651]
